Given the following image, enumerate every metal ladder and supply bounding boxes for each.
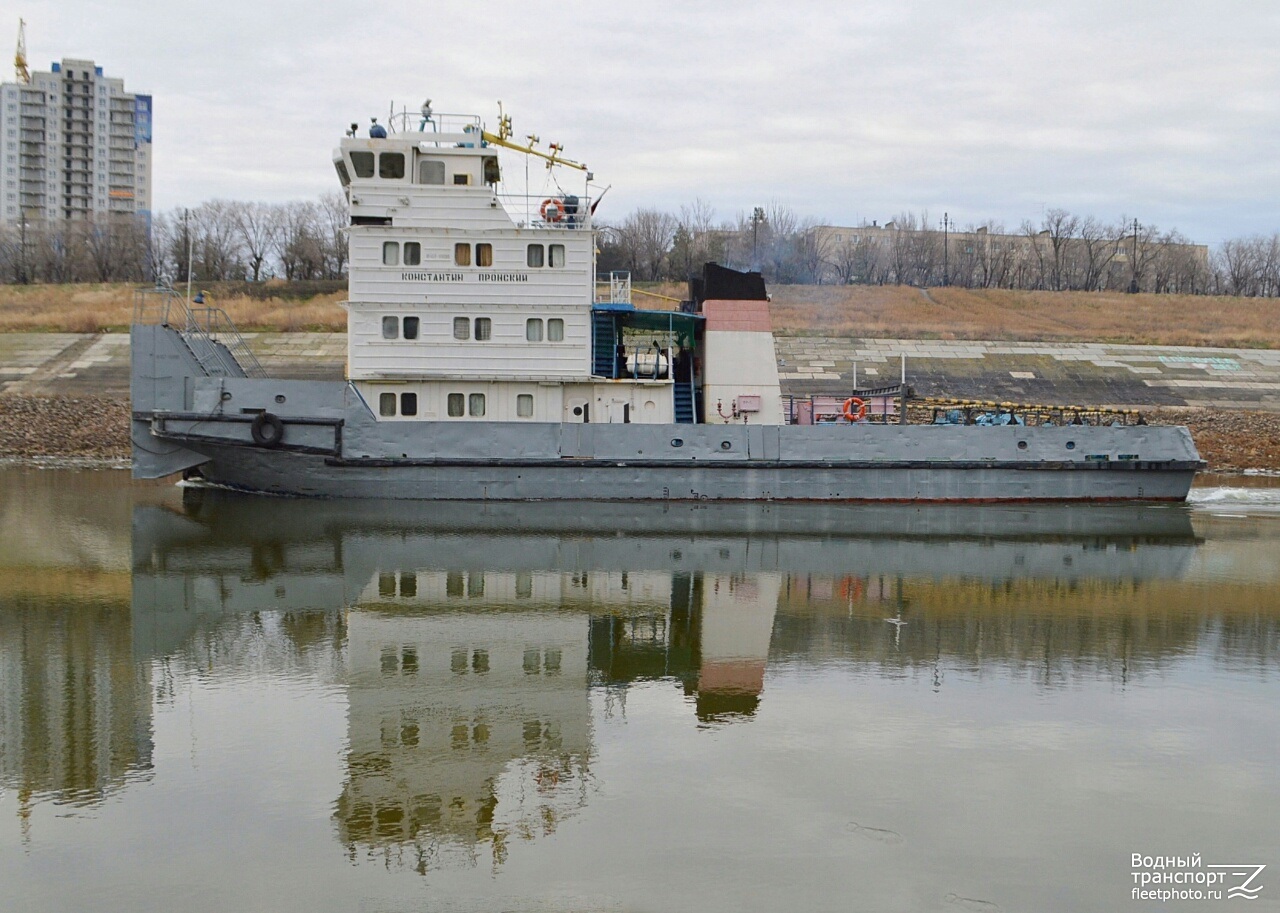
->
[133,286,267,379]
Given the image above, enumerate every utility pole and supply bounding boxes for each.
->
[184,208,194,303]
[17,209,28,284]
[751,206,765,266]
[1128,217,1139,294]
[942,212,950,286]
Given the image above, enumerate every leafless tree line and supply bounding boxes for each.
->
[601,204,1234,294]
[3,193,1280,298]
[597,201,830,285]
[0,193,348,286]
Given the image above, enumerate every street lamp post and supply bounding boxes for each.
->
[942,211,950,286]
[1128,218,1140,294]
[751,206,765,266]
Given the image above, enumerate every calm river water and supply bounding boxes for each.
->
[1,467,1278,912]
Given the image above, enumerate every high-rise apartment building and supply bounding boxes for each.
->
[0,58,152,225]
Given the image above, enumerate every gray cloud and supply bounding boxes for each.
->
[20,0,1280,240]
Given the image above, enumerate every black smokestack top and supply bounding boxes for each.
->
[690,262,768,312]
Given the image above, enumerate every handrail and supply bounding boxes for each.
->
[133,286,267,379]
[594,271,631,305]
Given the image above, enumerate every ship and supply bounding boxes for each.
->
[130,100,1203,501]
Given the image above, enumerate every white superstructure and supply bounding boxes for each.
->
[335,106,713,427]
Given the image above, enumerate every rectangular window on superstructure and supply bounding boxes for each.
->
[453,317,469,340]
[400,392,418,416]
[548,318,565,341]
[452,173,471,185]
[447,393,464,417]
[403,316,419,340]
[382,316,399,339]
[379,152,405,179]
[379,392,396,417]
[404,242,421,266]
[516,394,534,418]
[454,243,471,266]
[526,318,543,342]
[474,318,491,341]
[526,244,544,268]
[469,393,486,417]
[549,244,565,268]
[476,243,493,267]
[418,159,445,184]
[382,242,399,265]
[350,151,374,178]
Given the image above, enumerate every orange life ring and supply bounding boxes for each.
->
[540,198,565,222]
[842,397,867,422]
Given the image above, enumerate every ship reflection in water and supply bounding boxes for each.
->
[5,468,1278,910]
[123,490,1232,874]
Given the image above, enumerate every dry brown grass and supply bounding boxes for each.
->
[768,285,1280,348]
[5,281,1280,348]
[0,283,346,332]
[634,281,1280,348]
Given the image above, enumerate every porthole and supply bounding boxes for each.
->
[1017,440,1027,450]
[220,391,232,401]
[720,441,732,451]
[275,394,286,404]
[573,406,584,417]
[1066,441,1076,450]
[670,438,684,447]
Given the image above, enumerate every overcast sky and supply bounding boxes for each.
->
[19,0,1280,243]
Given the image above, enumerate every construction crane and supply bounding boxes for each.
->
[15,18,29,84]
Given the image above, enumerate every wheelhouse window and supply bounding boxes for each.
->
[334,161,350,186]
[526,318,543,341]
[549,244,566,268]
[453,317,469,340]
[400,392,418,416]
[404,242,421,266]
[526,244,544,268]
[469,393,486,417]
[474,318,492,341]
[548,318,565,341]
[454,243,471,266]
[516,394,534,418]
[379,152,405,179]
[350,151,374,178]
[382,316,399,339]
[476,243,493,267]
[418,159,445,184]
[447,393,464,417]
[403,316,420,340]
[379,392,396,416]
[382,242,399,265]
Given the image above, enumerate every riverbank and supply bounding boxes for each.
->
[2,393,1277,472]
[6,282,1280,348]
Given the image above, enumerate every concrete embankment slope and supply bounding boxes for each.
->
[5,331,1280,410]
[3,332,1280,468]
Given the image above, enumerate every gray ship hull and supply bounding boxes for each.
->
[132,324,1203,502]
[184,440,1198,502]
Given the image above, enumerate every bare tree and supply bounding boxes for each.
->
[1076,216,1115,291]
[317,192,349,279]
[232,201,283,282]
[276,201,325,280]
[188,200,246,281]
[613,208,677,281]
[1115,217,1160,292]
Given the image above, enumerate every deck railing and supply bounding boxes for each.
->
[133,286,267,379]
[496,192,593,230]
